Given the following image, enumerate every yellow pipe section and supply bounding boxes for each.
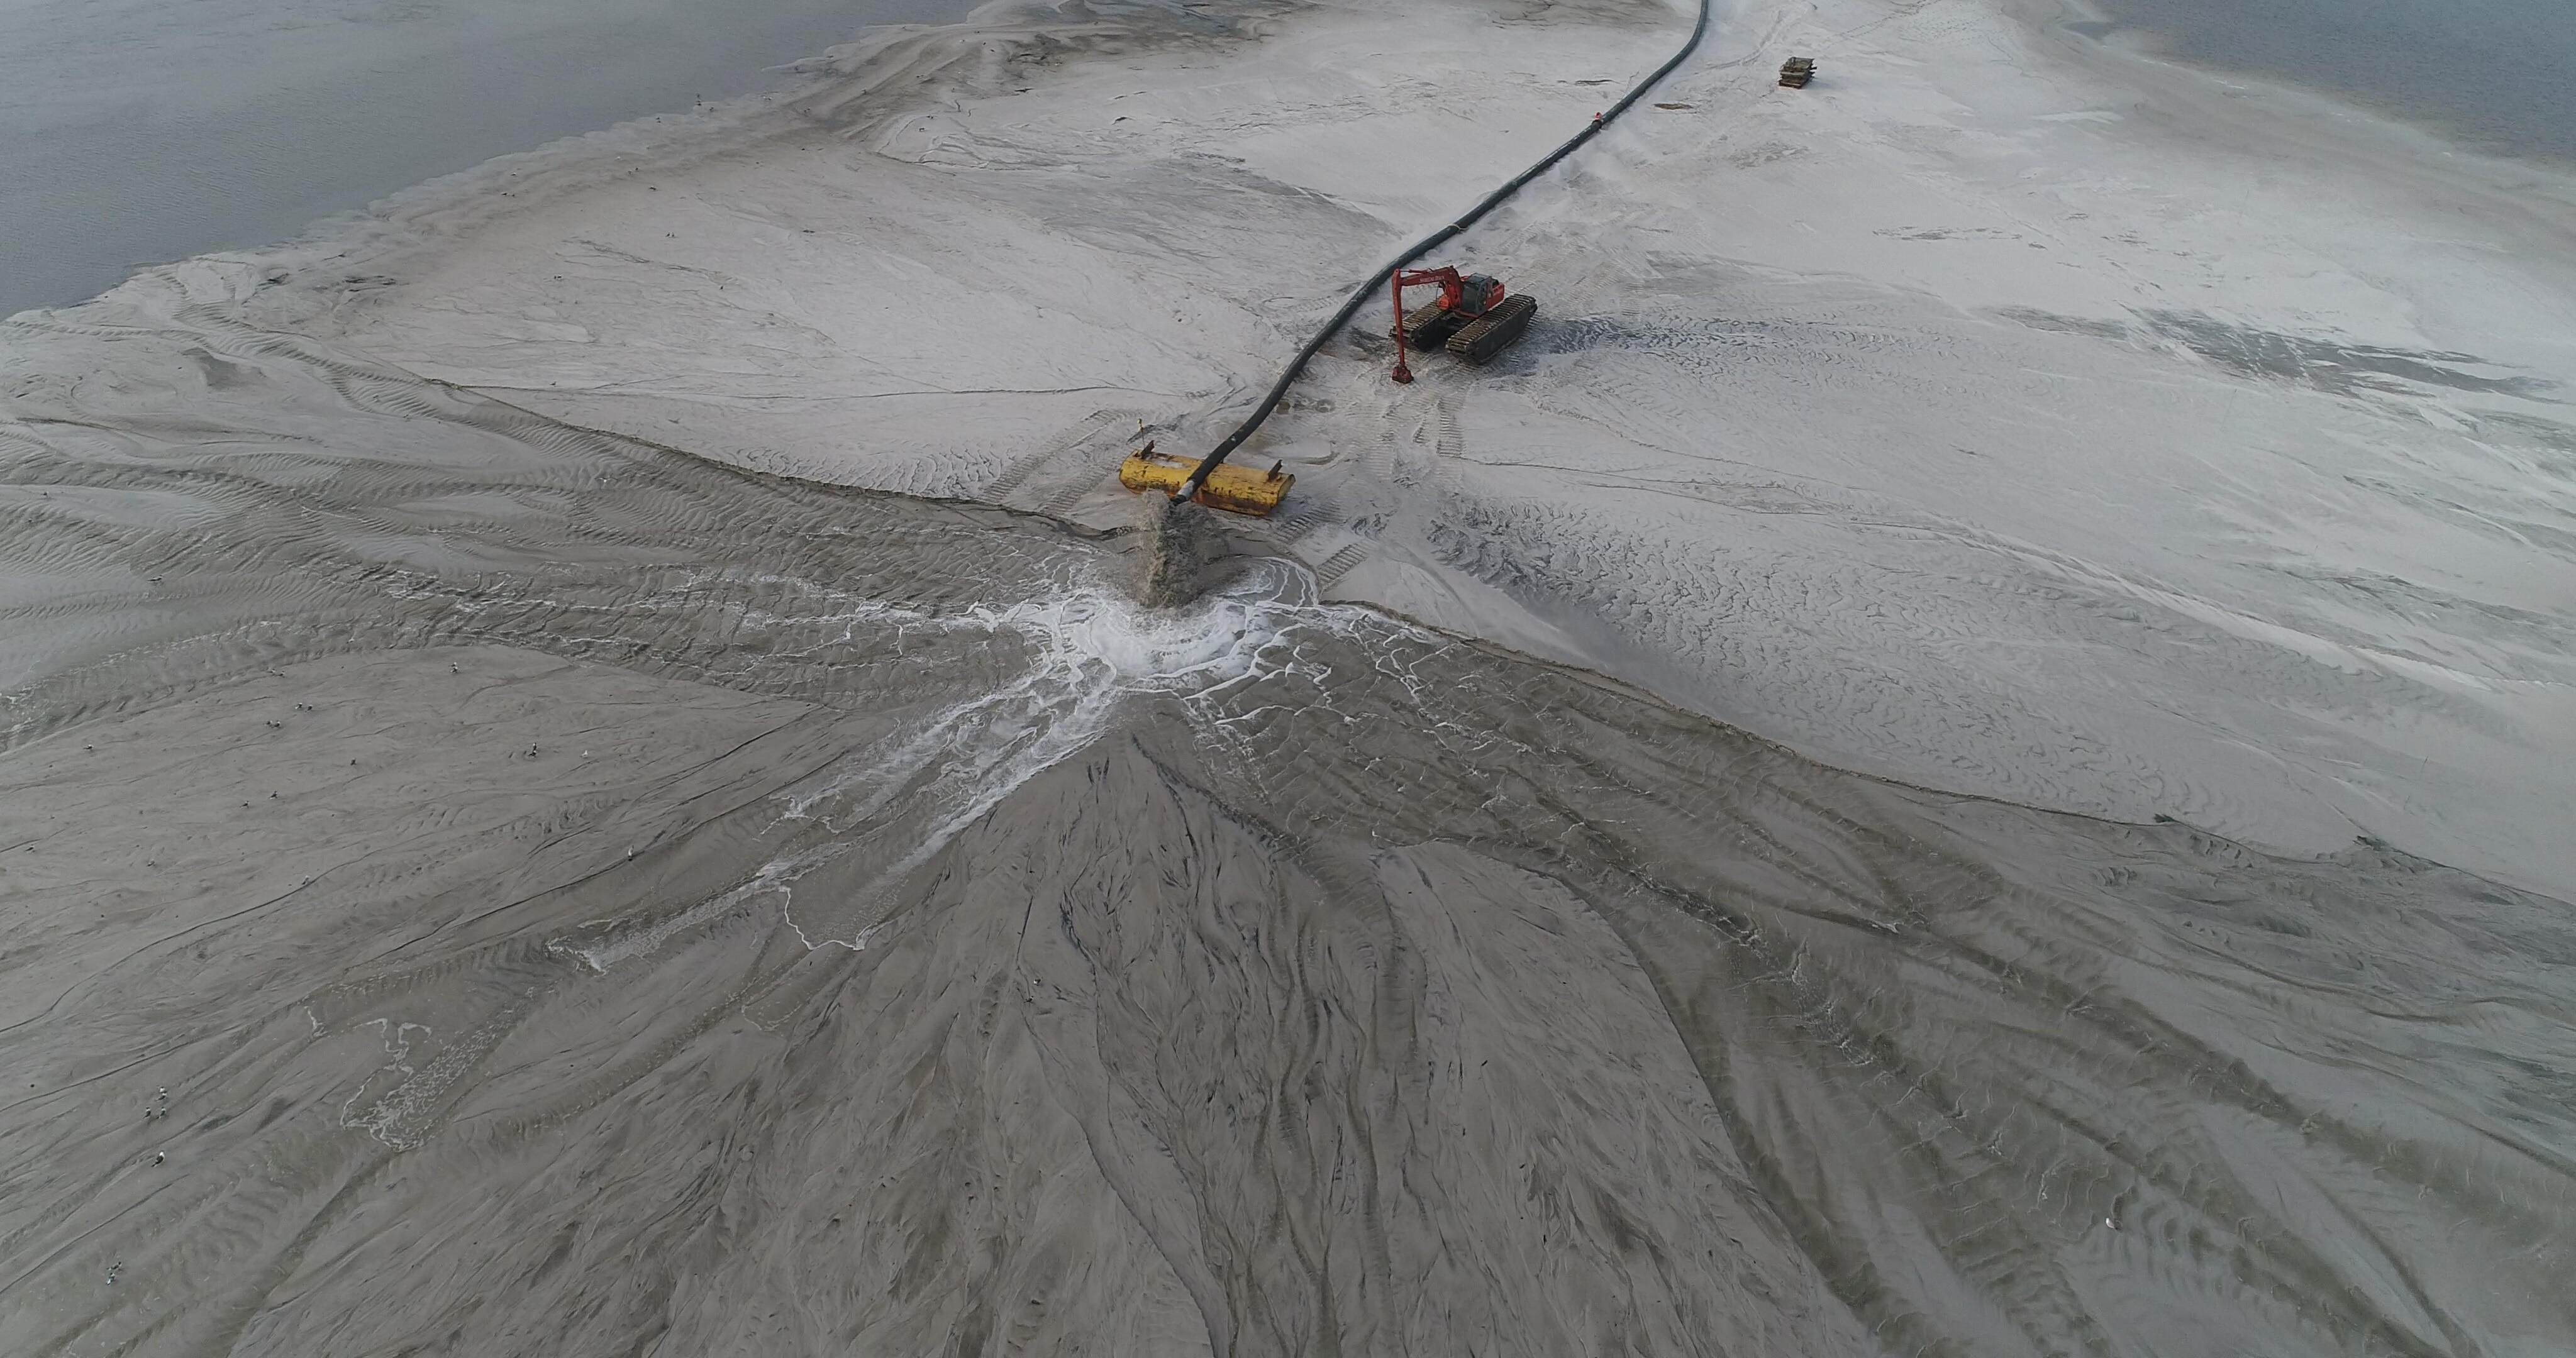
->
[1118,446,1292,517]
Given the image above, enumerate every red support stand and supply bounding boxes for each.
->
[1389,272,1414,384]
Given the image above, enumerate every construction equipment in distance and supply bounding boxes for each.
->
[1779,57,1816,88]
[1119,441,1292,516]
[1389,265,1537,382]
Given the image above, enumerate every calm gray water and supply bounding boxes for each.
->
[9,0,2566,322]
[0,0,978,317]
[2093,0,2576,164]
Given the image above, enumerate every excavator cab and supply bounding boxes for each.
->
[1399,273,1505,348]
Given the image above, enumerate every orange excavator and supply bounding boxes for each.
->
[1389,265,1538,382]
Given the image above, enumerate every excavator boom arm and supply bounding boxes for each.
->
[1392,267,1466,312]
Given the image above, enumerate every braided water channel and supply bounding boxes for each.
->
[1,285,2571,1355]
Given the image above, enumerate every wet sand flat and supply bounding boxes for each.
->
[192,0,2576,898]
[5,541,2568,1352]
[0,304,2568,1349]
[4,0,2575,1352]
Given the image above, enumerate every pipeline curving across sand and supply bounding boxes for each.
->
[1172,0,1712,500]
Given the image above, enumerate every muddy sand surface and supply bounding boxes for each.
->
[208,0,2576,898]
[2,334,2570,1352]
[4,0,2575,1352]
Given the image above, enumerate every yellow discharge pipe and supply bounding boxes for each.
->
[1119,444,1292,517]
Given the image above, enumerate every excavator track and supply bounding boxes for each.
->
[1445,293,1536,365]
[1400,302,1472,351]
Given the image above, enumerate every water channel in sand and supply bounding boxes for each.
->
[1,264,2571,1354]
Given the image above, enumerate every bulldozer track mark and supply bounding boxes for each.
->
[1370,382,1442,482]
[1272,505,1335,542]
[985,409,1134,504]
[978,448,1057,501]
[1038,470,1106,518]
[1367,425,1400,481]
[1313,544,1370,588]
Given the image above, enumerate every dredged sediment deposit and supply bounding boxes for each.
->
[3,289,2572,1355]
[209,0,2576,900]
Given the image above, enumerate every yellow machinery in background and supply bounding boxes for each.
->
[1118,443,1292,517]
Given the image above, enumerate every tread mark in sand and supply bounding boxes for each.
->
[1313,544,1369,588]
[1272,506,1333,542]
[1038,471,1104,518]
[1375,382,1440,478]
[984,408,1132,502]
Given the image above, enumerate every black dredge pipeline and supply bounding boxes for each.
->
[1169,0,1718,505]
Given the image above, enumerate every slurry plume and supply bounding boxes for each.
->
[1138,495,1231,609]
